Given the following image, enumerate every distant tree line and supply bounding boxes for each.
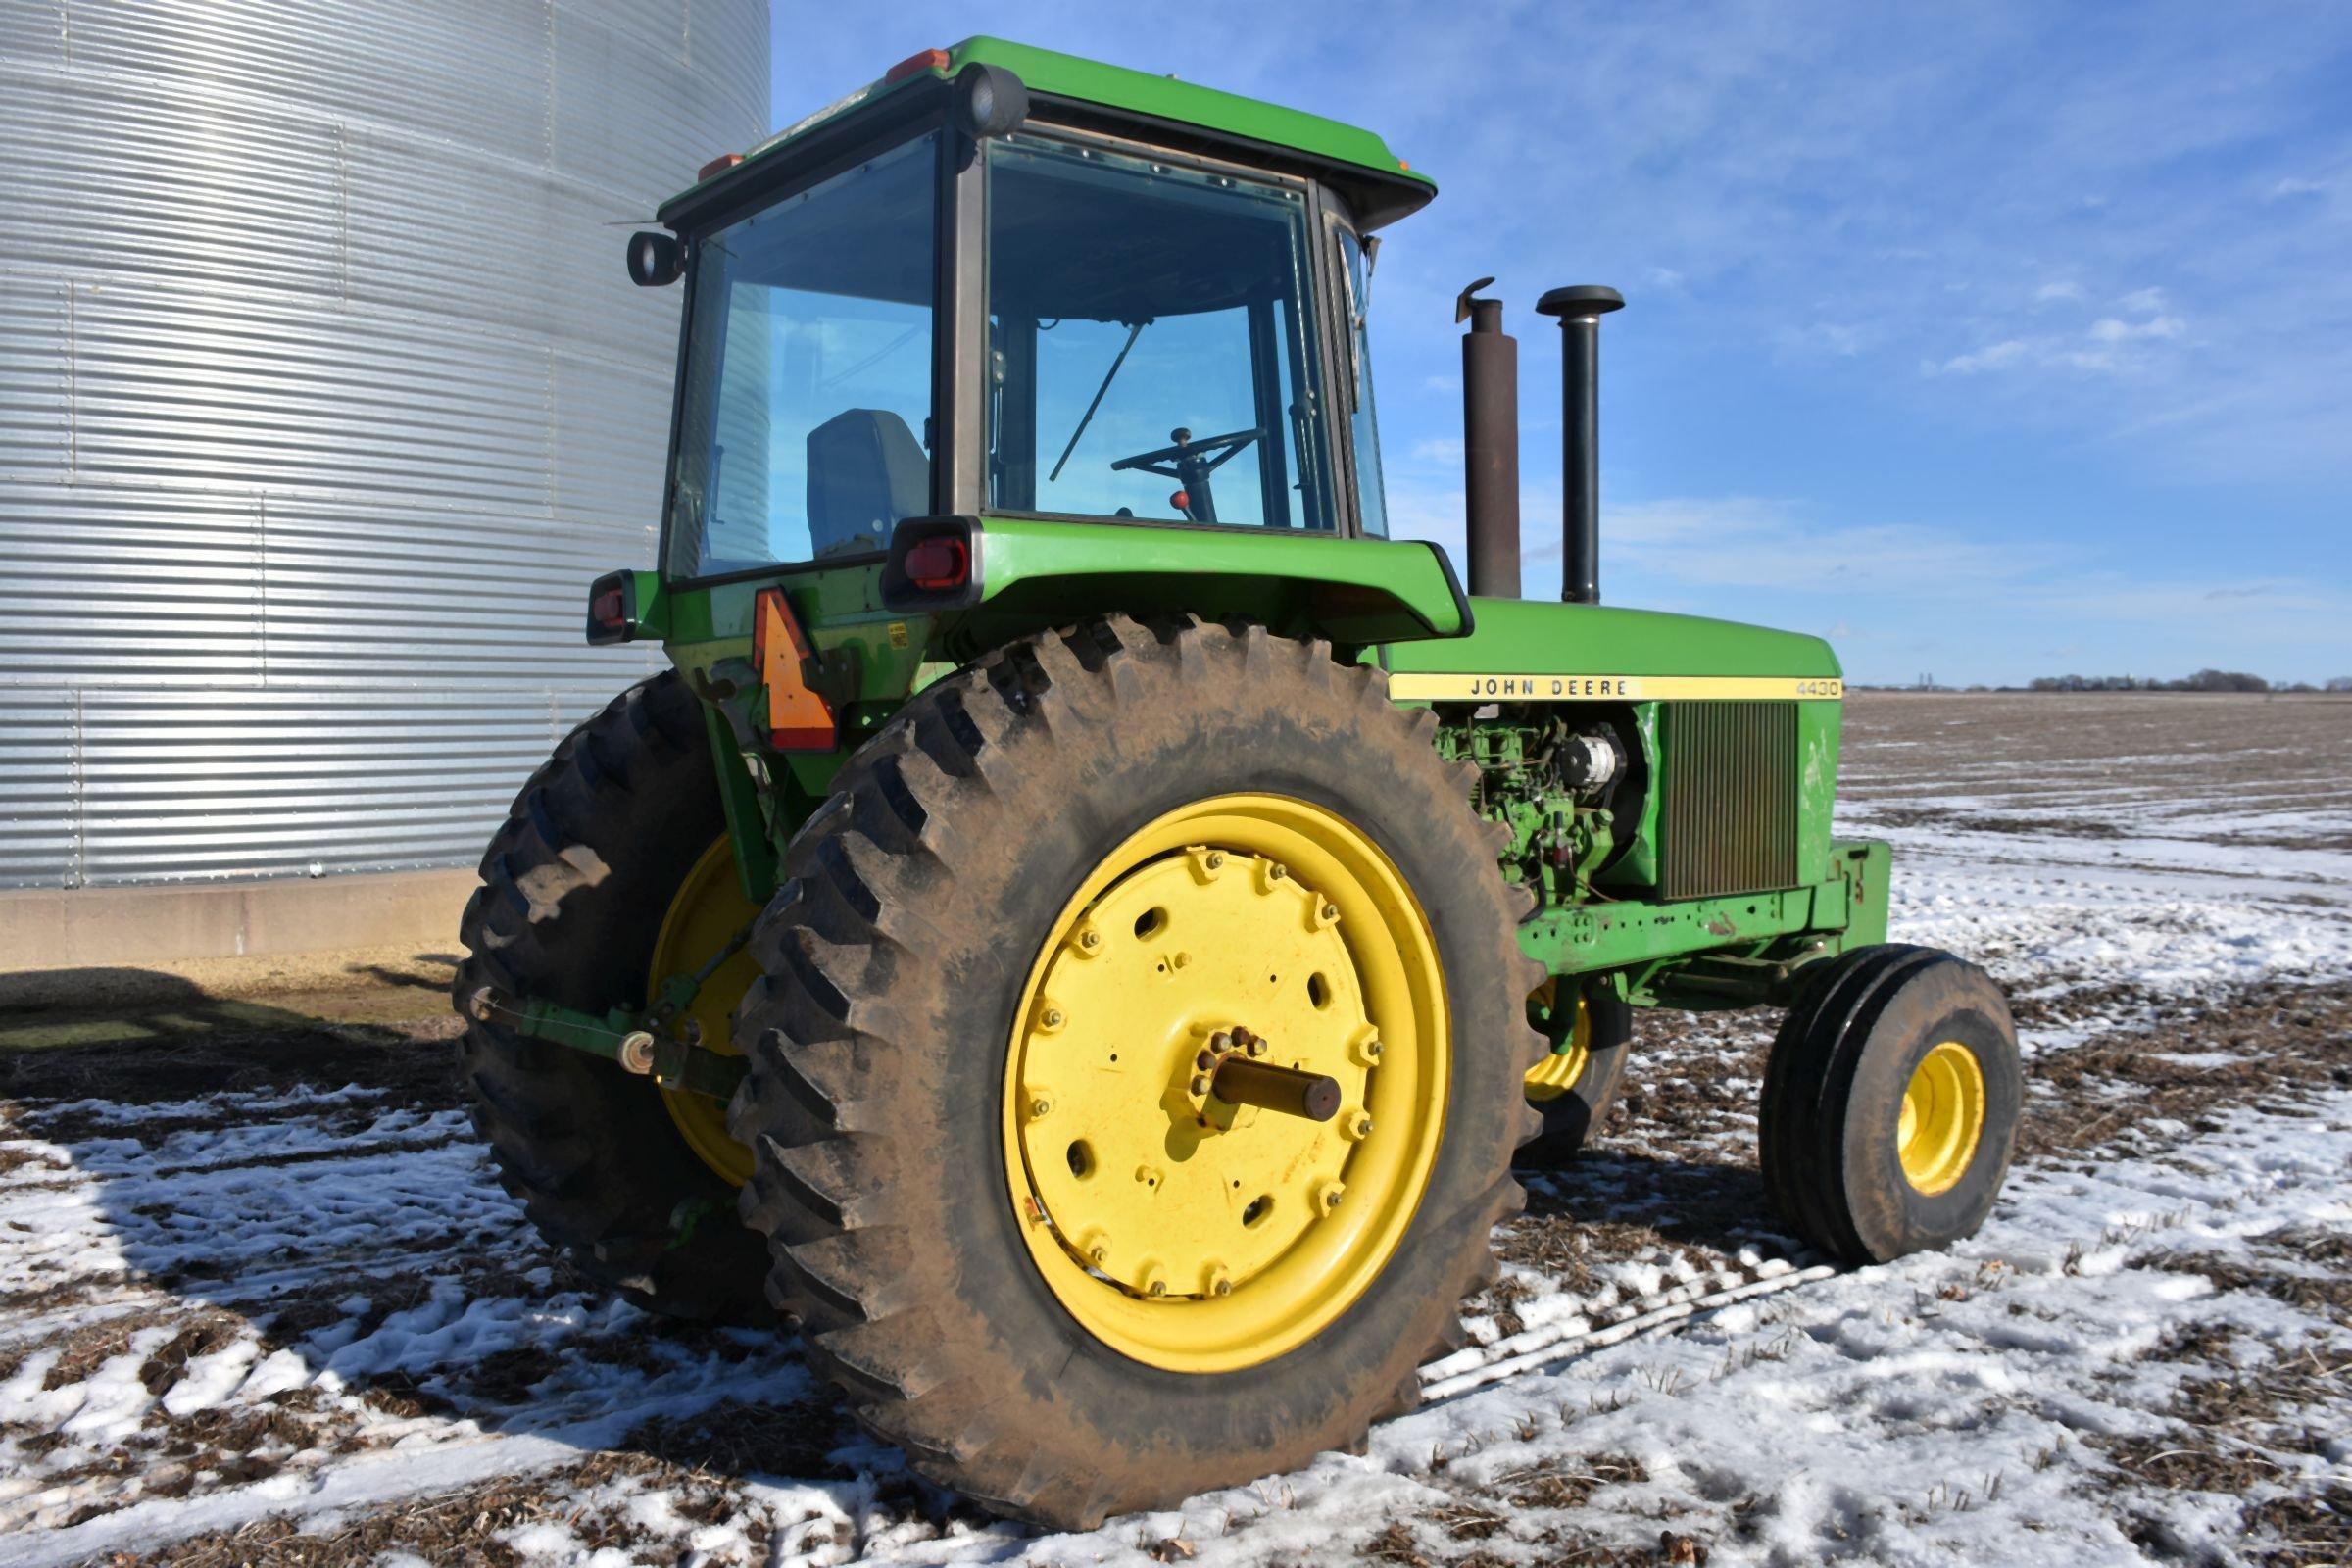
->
[2026,669,2352,693]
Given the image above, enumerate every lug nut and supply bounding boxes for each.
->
[1320,903,1340,922]
[1364,1039,1384,1062]
[1088,1241,1110,1264]
[1213,1275,1234,1297]
[1190,1073,1212,1096]
[1135,1164,1161,1187]
[1196,1049,1216,1071]
[1247,1036,1269,1058]
[1028,1096,1054,1120]
[1205,852,1225,869]
[1040,1006,1066,1031]
[1345,1111,1374,1141]
[1145,1273,1168,1298]
[1077,927,1102,952]
[1314,1180,1346,1214]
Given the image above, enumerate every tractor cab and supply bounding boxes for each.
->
[640,39,1425,588]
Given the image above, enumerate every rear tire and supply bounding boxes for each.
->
[728,616,1544,1528]
[1759,944,2020,1263]
[454,672,770,1322]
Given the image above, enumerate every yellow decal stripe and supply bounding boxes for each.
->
[1384,673,1845,703]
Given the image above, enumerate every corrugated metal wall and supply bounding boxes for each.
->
[0,0,768,887]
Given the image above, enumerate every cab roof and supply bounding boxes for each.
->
[659,36,1437,232]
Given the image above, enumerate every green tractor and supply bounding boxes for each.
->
[455,39,2021,1528]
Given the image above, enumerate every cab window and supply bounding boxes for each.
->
[984,135,1334,530]
[667,134,937,580]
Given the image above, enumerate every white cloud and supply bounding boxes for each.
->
[1925,338,2029,375]
[2268,175,2328,199]
[1644,266,1688,291]
[2116,286,2168,314]
[2034,280,2086,303]
[2087,314,2183,342]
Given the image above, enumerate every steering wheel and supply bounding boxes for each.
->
[1110,426,1265,524]
[1110,425,1263,475]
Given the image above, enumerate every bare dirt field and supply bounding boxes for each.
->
[2,692,2346,1567]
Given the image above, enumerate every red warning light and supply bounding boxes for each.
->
[885,48,952,83]
[903,535,969,591]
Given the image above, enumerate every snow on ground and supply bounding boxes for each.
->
[0,692,2345,1565]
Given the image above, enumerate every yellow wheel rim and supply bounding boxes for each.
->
[1003,793,1449,1374]
[1523,980,1589,1103]
[648,836,760,1188]
[1896,1040,1986,1196]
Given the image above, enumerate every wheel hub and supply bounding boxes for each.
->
[1014,847,1374,1301]
[1003,793,1449,1373]
[1897,1039,1986,1196]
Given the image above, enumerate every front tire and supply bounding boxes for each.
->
[1517,982,1634,1165]
[1759,944,2020,1263]
[729,617,1544,1527]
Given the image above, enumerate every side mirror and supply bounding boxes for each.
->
[626,230,682,288]
[954,64,1028,139]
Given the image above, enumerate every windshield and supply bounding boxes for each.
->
[666,134,937,580]
[984,136,1334,530]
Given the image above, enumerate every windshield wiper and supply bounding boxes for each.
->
[1048,318,1151,483]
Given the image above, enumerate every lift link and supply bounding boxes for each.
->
[465,983,749,1102]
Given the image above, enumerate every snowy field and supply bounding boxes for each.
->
[2,691,2347,1566]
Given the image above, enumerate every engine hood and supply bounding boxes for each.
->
[1382,596,1842,702]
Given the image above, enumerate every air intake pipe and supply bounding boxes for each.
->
[1535,285,1624,605]
[1456,277,1520,599]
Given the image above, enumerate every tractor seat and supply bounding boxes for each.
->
[807,408,927,559]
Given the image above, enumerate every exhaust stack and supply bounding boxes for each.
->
[1535,284,1624,605]
[1455,277,1520,599]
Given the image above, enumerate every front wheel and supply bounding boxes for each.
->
[728,617,1544,1527]
[1516,981,1634,1166]
[1759,945,2021,1263]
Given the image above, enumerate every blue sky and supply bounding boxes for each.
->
[769,3,2352,685]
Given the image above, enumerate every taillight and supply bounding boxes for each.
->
[584,570,638,646]
[904,535,969,591]
[879,517,982,610]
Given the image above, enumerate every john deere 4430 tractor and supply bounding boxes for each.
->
[456,38,2022,1528]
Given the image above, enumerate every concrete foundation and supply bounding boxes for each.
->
[0,869,479,973]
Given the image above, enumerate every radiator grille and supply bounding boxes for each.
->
[1658,701,1800,901]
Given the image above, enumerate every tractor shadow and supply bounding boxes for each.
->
[1507,1143,1800,1285]
[0,958,878,1508]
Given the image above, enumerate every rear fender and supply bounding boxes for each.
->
[881,514,1472,657]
